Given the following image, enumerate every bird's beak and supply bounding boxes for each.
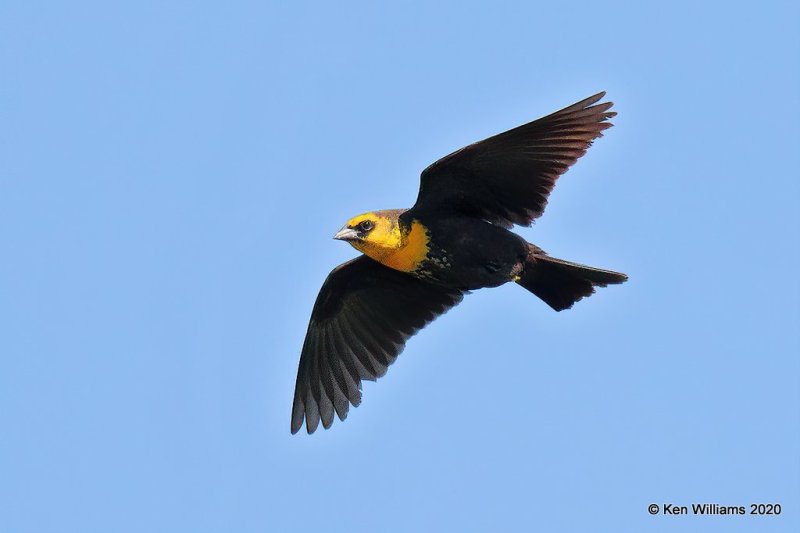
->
[333,226,360,242]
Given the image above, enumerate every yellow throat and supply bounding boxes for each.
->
[346,213,430,273]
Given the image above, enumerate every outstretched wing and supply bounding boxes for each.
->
[411,92,615,228]
[291,256,464,434]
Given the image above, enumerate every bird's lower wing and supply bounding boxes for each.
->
[291,255,465,434]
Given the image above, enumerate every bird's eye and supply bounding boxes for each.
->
[358,220,374,232]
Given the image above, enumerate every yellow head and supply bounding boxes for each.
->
[333,209,429,273]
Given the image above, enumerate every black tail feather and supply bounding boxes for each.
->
[516,251,627,311]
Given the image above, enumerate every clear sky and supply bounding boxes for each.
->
[1,1,798,532]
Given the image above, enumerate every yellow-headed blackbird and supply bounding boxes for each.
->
[291,92,627,434]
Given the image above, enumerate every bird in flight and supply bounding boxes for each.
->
[291,92,627,434]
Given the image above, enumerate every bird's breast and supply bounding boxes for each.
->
[379,220,430,273]
[352,219,430,273]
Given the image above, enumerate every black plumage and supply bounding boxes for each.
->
[292,256,464,433]
[291,92,627,434]
[413,92,615,228]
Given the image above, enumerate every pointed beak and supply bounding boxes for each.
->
[333,226,360,242]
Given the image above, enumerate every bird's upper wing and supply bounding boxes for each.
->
[410,92,615,228]
[291,255,464,434]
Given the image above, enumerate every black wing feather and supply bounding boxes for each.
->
[411,92,615,228]
[291,256,464,434]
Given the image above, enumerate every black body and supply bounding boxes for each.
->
[401,213,528,289]
[291,92,628,434]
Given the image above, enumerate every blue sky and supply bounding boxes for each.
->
[1,1,798,532]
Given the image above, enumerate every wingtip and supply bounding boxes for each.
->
[557,91,614,117]
[584,91,607,106]
[290,416,304,434]
[290,397,305,434]
[290,413,303,434]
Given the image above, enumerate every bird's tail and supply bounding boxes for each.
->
[515,245,627,311]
